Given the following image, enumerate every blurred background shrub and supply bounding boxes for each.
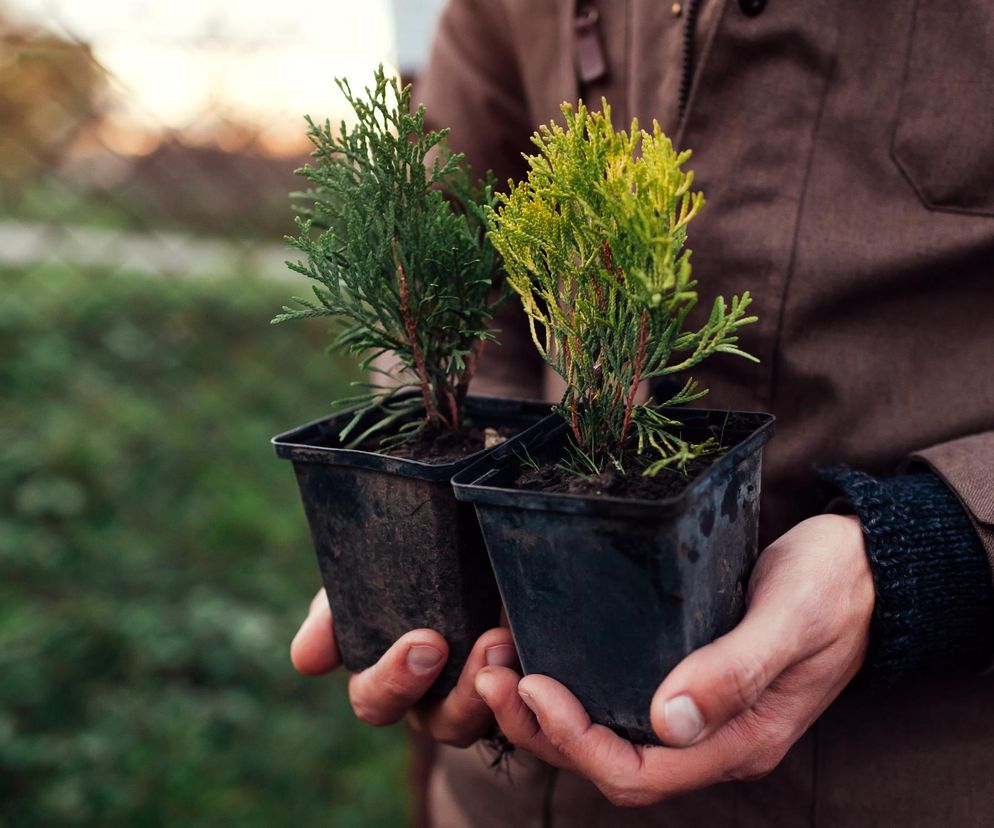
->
[1,2,445,825]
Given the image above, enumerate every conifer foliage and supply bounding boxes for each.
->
[488,101,757,476]
[274,67,504,447]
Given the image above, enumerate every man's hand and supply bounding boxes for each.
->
[291,590,516,747]
[474,514,874,806]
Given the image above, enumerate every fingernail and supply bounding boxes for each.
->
[407,645,444,674]
[518,689,538,714]
[485,644,516,667]
[663,695,704,746]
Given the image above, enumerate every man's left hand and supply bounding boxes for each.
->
[474,514,874,807]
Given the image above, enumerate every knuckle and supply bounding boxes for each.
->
[430,702,488,748]
[725,652,768,711]
[547,729,589,766]
[477,627,512,649]
[380,672,418,704]
[546,729,574,754]
[600,782,653,808]
[433,727,478,749]
[791,579,822,616]
[348,684,395,727]
[731,744,788,781]
[349,696,383,726]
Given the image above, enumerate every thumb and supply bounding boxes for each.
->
[291,589,341,676]
[650,604,798,747]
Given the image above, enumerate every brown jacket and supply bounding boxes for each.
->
[416,1,994,825]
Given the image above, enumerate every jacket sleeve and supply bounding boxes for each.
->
[819,465,994,687]
[819,429,994,687]
[906,432,994,569]
[415,0,545,398]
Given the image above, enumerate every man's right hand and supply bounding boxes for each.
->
[291,589,517,748]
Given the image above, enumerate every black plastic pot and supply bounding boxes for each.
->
[452,408,775,743]
[272,393,551,696]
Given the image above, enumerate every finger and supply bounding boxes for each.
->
[634,718,775,796]
[650,601,800,747]
[474,666,564,767]
[518,675,761,805]
[348,629,448,726]
[416,627,517,747]
[290,589,341,676]
[516,674,653,802]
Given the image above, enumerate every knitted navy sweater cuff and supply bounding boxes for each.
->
[818,467,994,686]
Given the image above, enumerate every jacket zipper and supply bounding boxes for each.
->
[678,0,702,120]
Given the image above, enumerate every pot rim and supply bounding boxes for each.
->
[271,391,553,482]
[452,407,775,518]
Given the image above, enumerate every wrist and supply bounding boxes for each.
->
[833,511,875,619]
[822,513,875,670]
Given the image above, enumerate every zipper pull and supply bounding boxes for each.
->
[574,5,608,85]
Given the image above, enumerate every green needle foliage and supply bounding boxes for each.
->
[274,66,505,448]
[488,100,758,477]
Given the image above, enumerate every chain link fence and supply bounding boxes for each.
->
[1,2,444,824]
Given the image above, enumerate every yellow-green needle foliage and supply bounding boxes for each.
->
[488,100,758,477]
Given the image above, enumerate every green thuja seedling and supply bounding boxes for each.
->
[487,100,757,477]
[274,66,505,448]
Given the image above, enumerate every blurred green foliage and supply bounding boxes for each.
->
[0,264,408,827]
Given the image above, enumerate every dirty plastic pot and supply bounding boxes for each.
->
[452,408,775,742]
[273,393,552,695]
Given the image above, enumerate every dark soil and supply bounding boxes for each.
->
[515,453,721,500]
[370,424,517,464]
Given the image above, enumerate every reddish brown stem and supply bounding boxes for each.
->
[619,310,649,449]
[438,386,459,431]
[562,336,583,445]
[590,274,607,313]
[454,338,485,418]
[594,242,617,422]
[601,240,624,287]
[394,239,439,425]
[562,324,574,384]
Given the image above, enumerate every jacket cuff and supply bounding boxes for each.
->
[818,467,994,686]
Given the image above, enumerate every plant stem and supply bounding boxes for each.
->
[393,238,440,425]
[454,338,484,417]
[620,310,649,449]
[438,385,459,430]
[601,240,624,286]
[562,336,583,445]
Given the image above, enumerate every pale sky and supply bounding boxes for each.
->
[3,0,429,151]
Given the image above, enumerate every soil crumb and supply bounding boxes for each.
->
[514,454,720,500]
[374,424,517,464]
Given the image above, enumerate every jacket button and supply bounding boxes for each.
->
[739,0,766,15]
